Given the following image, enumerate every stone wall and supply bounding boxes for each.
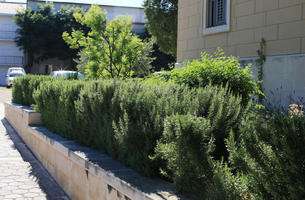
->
[177,0,305,62]
[4,102,184,200]
[240,54,305,108]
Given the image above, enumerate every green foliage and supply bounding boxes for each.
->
[138,30,175,72]
[170,50,260,104]
[65,72,80,80]
[155,114,214,194]
[155,115,251,199]
[227,111,305,200]
[12,75,53,106]
[144,0,178,57]
[32,78,245,177]
[13,75,305,200]
[255,38,266,103]
[14,3,87,71]
[63,5,153,79]
[33,80,84,139]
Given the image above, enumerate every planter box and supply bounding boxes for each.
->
[5,102,184,200]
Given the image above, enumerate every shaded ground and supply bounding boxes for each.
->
[0,89,70,200]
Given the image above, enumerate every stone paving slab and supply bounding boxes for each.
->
[0,89,70,200]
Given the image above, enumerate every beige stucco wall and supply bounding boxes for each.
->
[177,0,305,62]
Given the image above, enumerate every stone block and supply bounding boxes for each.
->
[187,37,204,50]
[189,14,200,28]
[88,173,107,200]
[301,38,305,53]
[267,5,302,25]
[180,4,199,18]
[177,40,187,51]
[70,162,89,200]
[254,25,278,42]
[279,20,305,39]
[228,29,254,45]
[178,17,189,31]
[255,0,279,13]
[185,50,201,60]
[54,152,71,194]
[236,43,260,57]
[205,33,227,48]
[235,1,255,17]
[237,13,265,30]
[266,38,301,55]
[222,46,237,57]
[179,27,199,40]
[279,0,302,8]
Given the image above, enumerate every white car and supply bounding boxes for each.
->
[6,70,25,88]
[6,67,26,76]
[51,71,84,79]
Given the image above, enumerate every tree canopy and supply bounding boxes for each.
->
[14,3,87,72]
[143,0,178,58]
[63,5,154,79]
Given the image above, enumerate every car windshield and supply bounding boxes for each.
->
[55,72,74,77]
[9,73,24,77]
[53,71,84,79]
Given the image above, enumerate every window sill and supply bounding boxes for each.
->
[203,24,230,36]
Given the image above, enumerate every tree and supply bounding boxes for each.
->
[138,30,175,72]
[14,3,87,72]
[144,0,178,58]
[63,5,154,79]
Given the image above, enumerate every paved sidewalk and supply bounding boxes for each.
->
[0,89,70,200]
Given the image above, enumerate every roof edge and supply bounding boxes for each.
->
[27,0,144,9]
[0,2,27,5]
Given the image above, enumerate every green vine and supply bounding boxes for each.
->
[256,38,266,103]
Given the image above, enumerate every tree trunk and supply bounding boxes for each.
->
[24,53,34,74]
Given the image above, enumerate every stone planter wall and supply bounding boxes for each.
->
[4,102,183,200]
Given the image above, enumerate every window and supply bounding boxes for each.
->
[203,0,230,35]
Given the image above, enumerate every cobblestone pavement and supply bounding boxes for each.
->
[0,89,70,200]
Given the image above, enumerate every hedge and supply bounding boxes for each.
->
[154,114,250,199]
[12,76,305,199]
[12,75,53,106]
[227,110,305,200]
[32,79,246,177]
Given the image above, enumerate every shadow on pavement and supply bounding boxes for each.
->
[1,118,70,200]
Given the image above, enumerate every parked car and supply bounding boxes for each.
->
[6,70,25,88]
[6,67,26,76]
[50,71,84,79]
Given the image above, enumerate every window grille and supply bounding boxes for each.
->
[207,0,226,27]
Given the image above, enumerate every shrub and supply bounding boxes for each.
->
[170,50,260,104]
[227,111,305,200]
[32,79,246,177]
[155,114,214,194]
[154,114,251,199]
[33,80,85,139]
[12,75,53,106]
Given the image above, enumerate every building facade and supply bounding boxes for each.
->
[0,2,25,86]
[177,0,305,107]
[27,0,146,34]
[27,0,147,75]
